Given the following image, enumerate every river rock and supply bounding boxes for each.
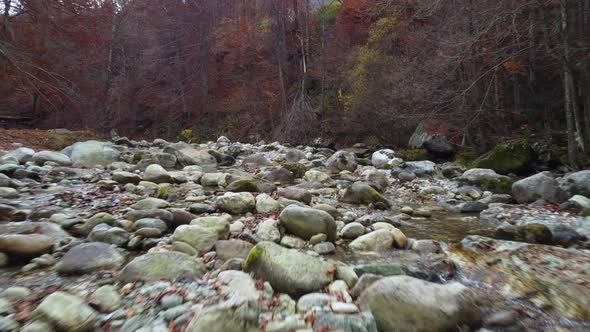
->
[402,160,436,176]
[112,171,141,184]
[191,215,231,240]
[0,234,53,257]
[340,182,390,207]
[32,151,72,166]
[263,167,294,184]
[215,240,254,260]
[89,285,122,313]
[164,142,217,167]
[560,170,590,197]
[341,222,365,239]
[130,197,169,210]
[326,151,357,173]
[512,172,567,204]
[304,169,331,183]
[67,141,120,167]
[218,270,260,300]
[119,251,206,283]
[358,276,481,332]
[143,164,172,184]
[56,242,124,274]
[349,229,393,251]
[172,224,218,253]
[216,192,255,214]
[185,298,259,332]
[256,193,281,214]
[279,205,337,241]
[1,147,35,164]
[255,219,281,243]
[33,292,98,332]
[243,241,334,296]
[277,186,312,204]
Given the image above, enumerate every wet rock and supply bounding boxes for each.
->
[172,224,218,253]
[520,223,553,244]
[326,151,358,173]
[413,207,432,218]
[411,239,441,254]
[277,186,312,204]
[87,224,130,246]
[67,141,120,167]
[358,276,481,332]
[461,201,488,213]
[243,241,334,296]
[512,172,567,204]
[0,234,53,257]
[340,182,390,207]
[423,135,455,159]
[313,242,336,254]
[144,164,172,184]
[551,224,585,247]
[185,298,259,332]
[119,252,206,283]
[560,170,590,197]
[349,229,393,251]
[354,263,405,277]
[56,242,124,274]
[279,205,337,241]
[216,192,255,214]
[33,291,98,332]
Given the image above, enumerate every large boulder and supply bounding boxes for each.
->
[340,182,390,207]
[326,151,357,173]
[279,205,337,241]
[560,170,590,197]
[512,172,567,204]
[55,242,124,274]
[401,160,436,176]
[277,186,312,204]
[32,151,72,166]
[471,139,533,174]
[33,292,98,332]
[423,135,455,159]
[243,241,334,296]
[0,234,53,257]
[216,192,256,214]
[164,142,217,167]
[358,276,481,332]
[67,141,120,167]
[371,149,397,169]
[190,215,231,240]
[119,251,206,283]
[255,194,282,214]
[349,229,393,251]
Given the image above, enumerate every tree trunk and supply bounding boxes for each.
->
[561,0,578,166]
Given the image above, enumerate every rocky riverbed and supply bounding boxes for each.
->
[0,137,589,331]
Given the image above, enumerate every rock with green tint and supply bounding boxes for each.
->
[185,298,260,332]
[512,172,567,204]
[340,182,390,207]
[130,197,170,210]
[80,212,115,235]
[216,192,256,214]
[243,241,334,296]
[354,263,405,277]
[349,229,393,251]
[472,139,533,174]
[33,291,98,332]
[279,205,337,241]
[190,215,231,240]
[256,194,282,214]
[519,223,553,245]
[172,224,218,253]
[225,179,262,192]
[119,251,206,283]
[458,168,513,194]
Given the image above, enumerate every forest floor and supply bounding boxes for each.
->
[0,129,103,151]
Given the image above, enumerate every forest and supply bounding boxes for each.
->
[1,0,589,164]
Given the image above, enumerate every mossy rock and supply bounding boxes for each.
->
[133,150,153,163]
[519,223,553,245]
[279,162,308,178]
[157,184,174,199]
[457,176,513,194]
[395,149,430,161]
[225,179,261,193]
[472,140,533,174]
[354,263,405,277]
[454,151,477,166]
[340,183,390,208]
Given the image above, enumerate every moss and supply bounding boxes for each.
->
[454,151,477,166]
[157,184,173,199]
[43,131,102,150]
[279,162,308,178]
[242,245,263,270]
[458,177,513,194]
[520,223,553,245]
[472,139,533,174]
[396,149,430,161]
[133,150,153,163]
[226,179,261,193]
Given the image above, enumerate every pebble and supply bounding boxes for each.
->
[313,242,335,255]
[160,294,184,309]
[330,302,359,313]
